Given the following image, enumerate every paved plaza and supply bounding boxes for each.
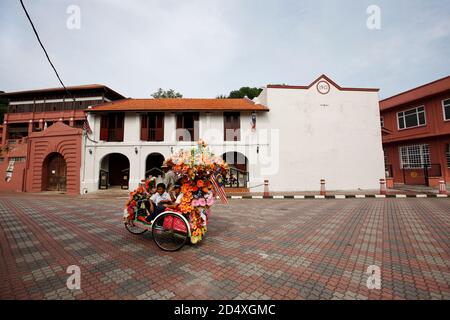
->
[0,193,449,300]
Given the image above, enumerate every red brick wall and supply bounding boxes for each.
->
[0,160,26,192]
[25,122,82,194]
[381,92,450,143]
[384,137,450,184]
[381,88,450,185]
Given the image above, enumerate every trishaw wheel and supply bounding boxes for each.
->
[124,220,148,235]
[152,212,188,251]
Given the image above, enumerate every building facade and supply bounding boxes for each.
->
[253,75,384,191]
[380,76,450,186]
[81,98,269,193]
[0,76,385,194]
[81,75,385,193]
[0,84,124,193]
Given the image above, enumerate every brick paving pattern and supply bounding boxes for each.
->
[0,194,449,300]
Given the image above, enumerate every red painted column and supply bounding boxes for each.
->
[263,180,269,197]
[28,120,33,136]
[1,121,7,145]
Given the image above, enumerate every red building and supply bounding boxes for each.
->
[381,76,450,187]
[0,84,124,193]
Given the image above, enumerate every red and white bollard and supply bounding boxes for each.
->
[320,179,326,196]
[439,180,447,195]
[379,178,387,195]
[263,180,270,198]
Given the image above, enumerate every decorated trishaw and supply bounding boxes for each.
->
[123,140,229,251]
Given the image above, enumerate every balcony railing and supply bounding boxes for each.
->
[7,139,19,145]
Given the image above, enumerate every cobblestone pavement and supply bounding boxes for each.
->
[0,194,449,300]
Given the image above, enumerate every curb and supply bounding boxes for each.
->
[226,194,448,200]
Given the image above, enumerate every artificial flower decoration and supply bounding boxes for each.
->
[124,177,156,220]
[124,140,229,245]
[163,140,229,244]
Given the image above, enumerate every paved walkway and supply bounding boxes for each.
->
[0,194,449,300]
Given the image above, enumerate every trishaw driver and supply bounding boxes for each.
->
[162,164,176,192]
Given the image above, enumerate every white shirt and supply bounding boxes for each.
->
[175,192,184,205]
[150,192,171,206]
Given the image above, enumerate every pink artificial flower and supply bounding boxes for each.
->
[198,198,206,206]
[206,196,214,206]
[191,199,200,207]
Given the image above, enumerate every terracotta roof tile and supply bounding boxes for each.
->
[86,98,269,112]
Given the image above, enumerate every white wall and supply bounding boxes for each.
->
[254,78,385,191]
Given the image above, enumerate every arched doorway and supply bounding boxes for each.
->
[221,152,249,188]
[100,153,130,189]
[145,153,165,179]
[43,153,67,191]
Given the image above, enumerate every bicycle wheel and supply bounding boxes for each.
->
[152,212,189,251]
[124,220,148,235]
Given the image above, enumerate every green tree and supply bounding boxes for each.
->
[0,91,7,123]
[220,87,263,100]
[151,88,183,99]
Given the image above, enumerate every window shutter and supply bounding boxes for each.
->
[116,113,124,141]
[117,113,124,128]
[234,113,240,141]
[155,128,163,141]
[116,127,124,141]
[176,114,183,141]
[193,113,199,141]
[141,115,148,141]
[100,115,108,141]
[224,113,230,140]
[155,113,164,141]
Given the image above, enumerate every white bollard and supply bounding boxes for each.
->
[379,178,387,195]
[320,179,326,196]
[439,180,447,195]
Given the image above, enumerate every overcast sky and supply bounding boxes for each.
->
[1,0,449,99]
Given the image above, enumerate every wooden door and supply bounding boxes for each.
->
[46,153,67,191]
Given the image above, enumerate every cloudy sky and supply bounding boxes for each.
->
[1,0,449,99]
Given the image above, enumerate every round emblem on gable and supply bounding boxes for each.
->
[317,81,330,94]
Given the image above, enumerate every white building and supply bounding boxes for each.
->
[80,75,385,193]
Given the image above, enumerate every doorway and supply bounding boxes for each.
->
[145,153,165,179]
[100,153,130,188]
[43,153,67,191]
